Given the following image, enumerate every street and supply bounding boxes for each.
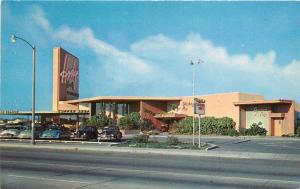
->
[152,135,300,155]
[1,147,300,189]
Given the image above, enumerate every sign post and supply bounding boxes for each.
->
[194,98,205,148]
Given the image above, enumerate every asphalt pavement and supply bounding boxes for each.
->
[150,135,300,155]
[1,147,300,189]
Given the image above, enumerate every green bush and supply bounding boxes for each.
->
[216,117,236,135]
[171,116,238,136]
[245,123,267,136]
[140,119,153,131]
[119,112,141,130]
[166,136,180,145]
[295,127,300,137]
[131,134,149,143]
[226,128,240,136]
[86,112,110,129]
[171,117,194,134]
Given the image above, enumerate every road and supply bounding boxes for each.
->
[151,135,300,154]
[1,147,300,189]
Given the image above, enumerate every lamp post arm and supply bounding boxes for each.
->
[15,36,35,49]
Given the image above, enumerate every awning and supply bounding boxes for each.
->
[154,113,186,120]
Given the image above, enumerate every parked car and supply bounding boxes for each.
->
[18,129,42,139]
[0,129,21,139]
[46,124,65,131]
[5,125,28,131]
[40,129,71,140]
[0,124,7,132]
[70,126,98,140]
[98,126,122,141]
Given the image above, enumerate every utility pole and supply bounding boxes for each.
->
[190,59,203,146]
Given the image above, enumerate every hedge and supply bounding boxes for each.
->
[119,112,152,131]
[170,116,238,136]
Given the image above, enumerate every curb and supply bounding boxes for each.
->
[205,143,219,151]
[0,139,113,145]
[1,143,300,162]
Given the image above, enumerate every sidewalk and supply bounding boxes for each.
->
[1,142,300,162]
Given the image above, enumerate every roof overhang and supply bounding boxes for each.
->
[0,110,89,116]
[234,99,293,106]
[154,113,186,120]
[66,96,182,104]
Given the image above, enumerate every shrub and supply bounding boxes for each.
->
[86,112,110,129]
[166,136,180,145]
[171,116,238,136]
[295,127,300,137]
[245,123,267,136]
[216,117,236,135]
[171,117,194,134]
[226,128,240,136]
[119,112,141,130]
[200,117,219,134]
[140,119,153,131]
[131,134,149,143]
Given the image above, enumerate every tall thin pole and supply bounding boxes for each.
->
[11,35,36,145]
[198,114,201,148]
[192,61,195,146]
[31,46,36,145]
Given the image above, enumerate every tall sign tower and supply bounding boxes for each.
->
[52,47,79,111]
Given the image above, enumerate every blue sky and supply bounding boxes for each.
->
[1,1,300,111]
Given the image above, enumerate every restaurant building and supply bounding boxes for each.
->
[2,47,299,136]
[52,47,299,136]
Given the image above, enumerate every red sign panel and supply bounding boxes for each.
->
[59,49,79,101]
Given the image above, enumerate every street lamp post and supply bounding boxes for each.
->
[11,34,36,145]
[190,59,203,146]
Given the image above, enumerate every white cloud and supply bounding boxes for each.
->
[29,5,52,34]
[130,33,300,100]
[30,5,300,101]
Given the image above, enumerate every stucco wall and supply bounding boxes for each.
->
[245,105,270,131]
[176,92,241,130]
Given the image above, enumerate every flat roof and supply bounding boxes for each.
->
[234,99,293,106]
[0,110,89,116]
[66,96,182,104]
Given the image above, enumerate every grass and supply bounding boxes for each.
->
[116,140,208,150]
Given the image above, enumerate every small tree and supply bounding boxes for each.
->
[119,112,141,130]
[119,112,152,130]
[86,111,110,129]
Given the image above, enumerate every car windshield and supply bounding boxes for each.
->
[43,130,60,135]
[20,130,31,134]
[2,129,19,135]
[103,127,117,132]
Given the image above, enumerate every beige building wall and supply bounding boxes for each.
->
[175,92,263,130]
[52,48,60,111]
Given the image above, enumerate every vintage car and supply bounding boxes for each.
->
[98,126,122,142]
[0,129,21,139]
[40,129,71,140]
[18,124,44,139]
[70,126,98,141]
[18,130,41,139]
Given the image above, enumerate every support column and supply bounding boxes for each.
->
[90,102,96,118]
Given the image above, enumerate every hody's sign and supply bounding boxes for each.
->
[58,49,79,101]
[194,98,205,115]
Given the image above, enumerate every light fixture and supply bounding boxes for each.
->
[11,34,16,43]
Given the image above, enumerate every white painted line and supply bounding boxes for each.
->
[8,174,90,184]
